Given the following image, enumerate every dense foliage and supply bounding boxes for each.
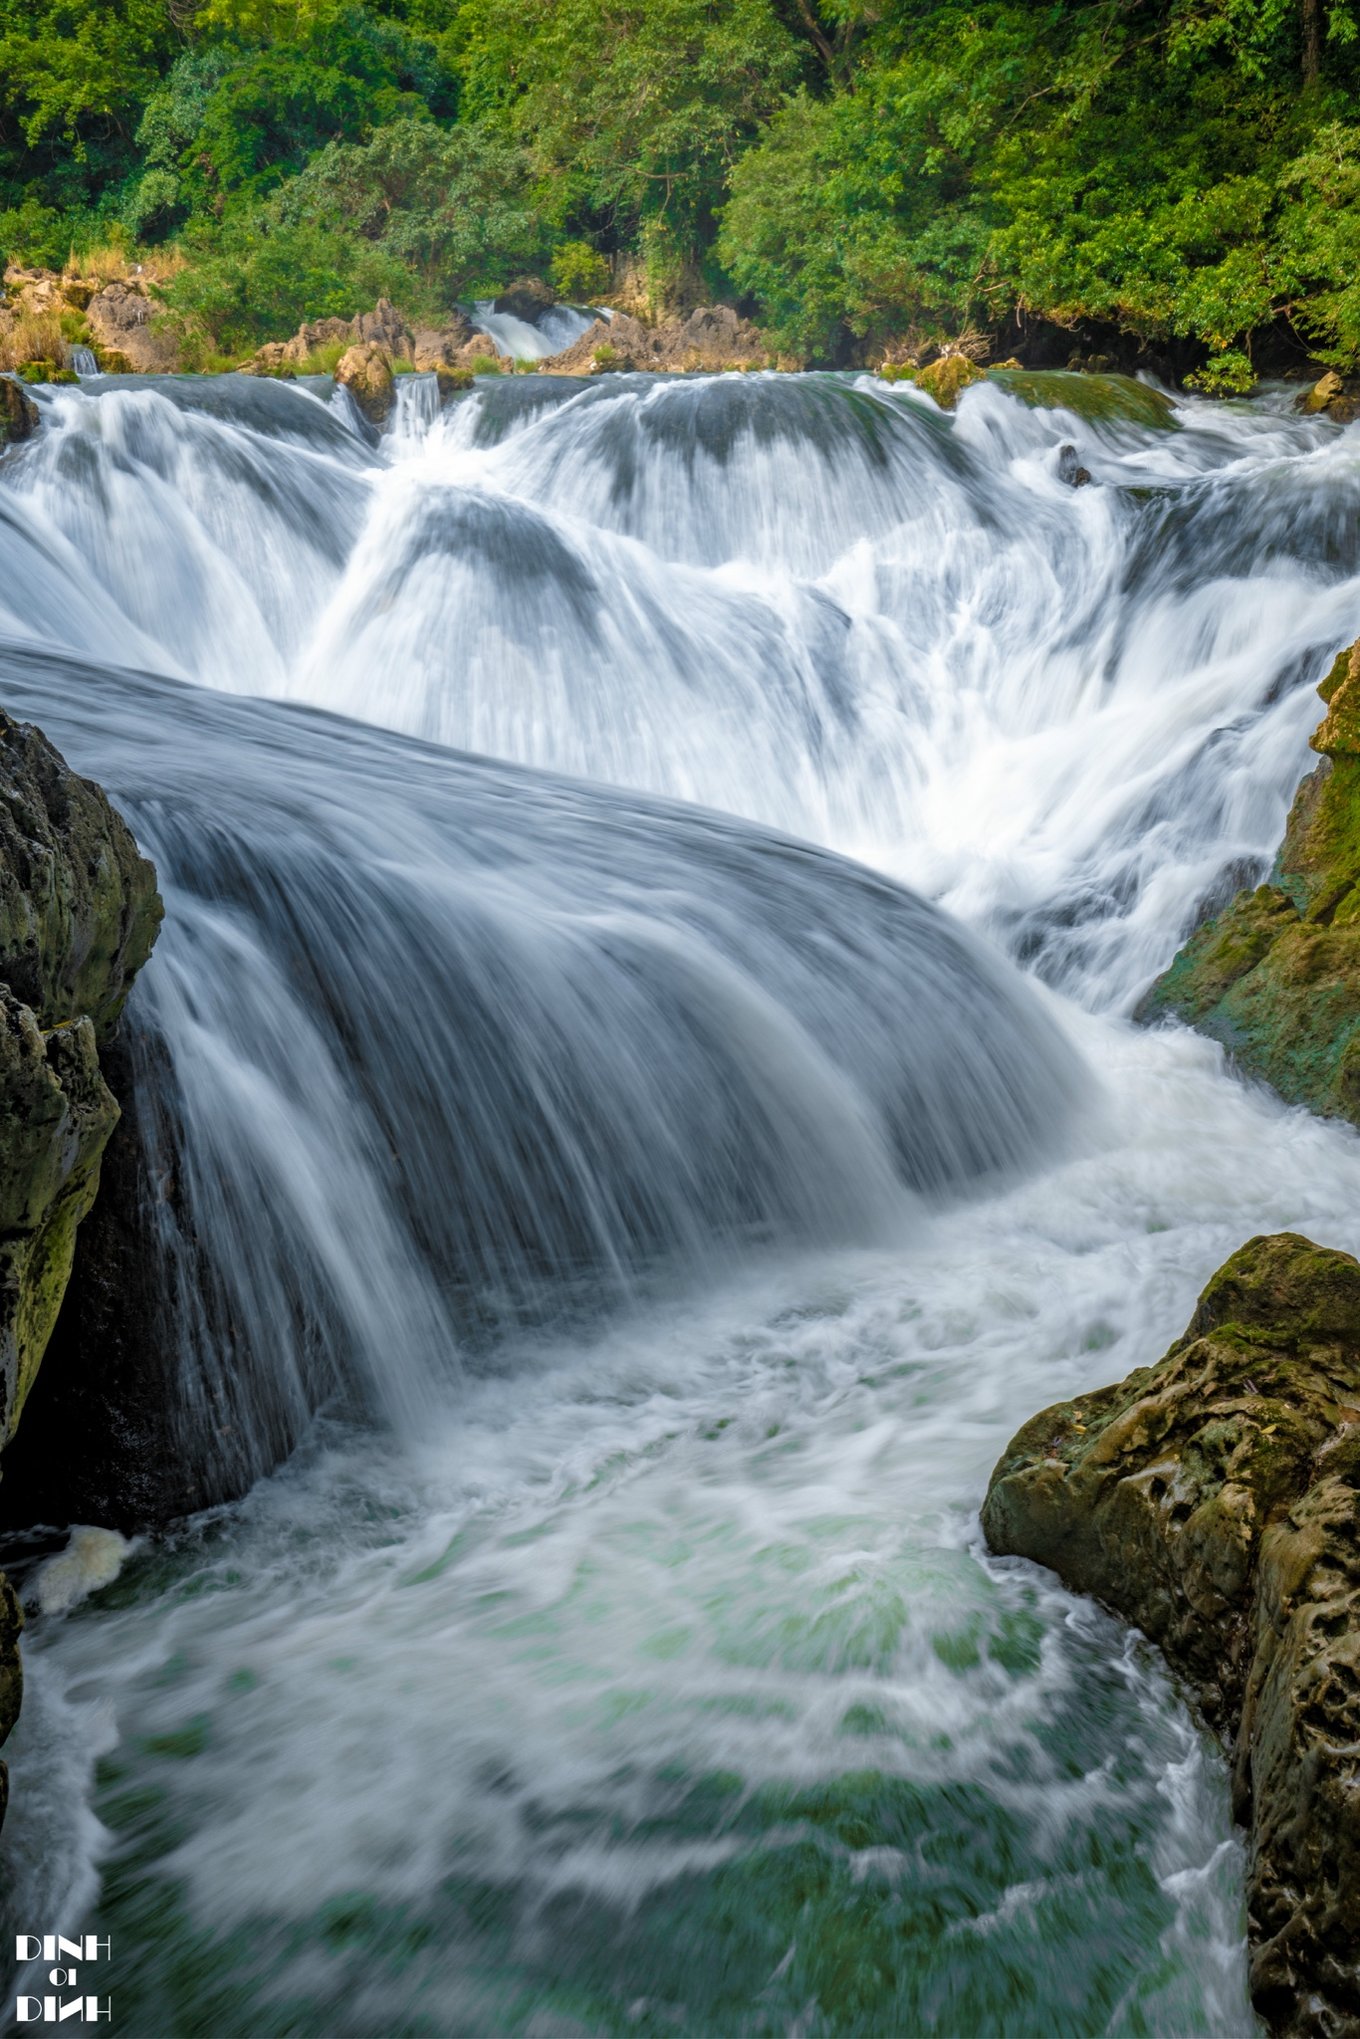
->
[3,0,1359,374]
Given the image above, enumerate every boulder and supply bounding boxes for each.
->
[983,1232,1360,2037]
[1138,639,1360,1125]
[1299,371,1358,424]
[335,341,396,426]
[0,377,38,444]
[0,710,160,1819]
[86,281,179,374]
[915,353,987,409]
[409,314,475,373]
[492,275,556,324]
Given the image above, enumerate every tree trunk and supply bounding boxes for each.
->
[1302,0,1322,85]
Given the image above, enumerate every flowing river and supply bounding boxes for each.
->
[0,367,1358,2036]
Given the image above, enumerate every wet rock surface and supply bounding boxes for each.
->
[1138,640,1360,1125]
[983,1231,1360,2037]
[0,377,38,445]
[0,711,161,1815]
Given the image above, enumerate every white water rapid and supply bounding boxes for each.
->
[0,367,1358,2036]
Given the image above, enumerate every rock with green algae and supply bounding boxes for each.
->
[988,367,1178,430]
[914,353,986,409]
[1137,640,1360,1125]
[0,710,160,1821]
[982,1232,1360,2037]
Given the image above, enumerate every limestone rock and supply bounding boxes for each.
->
[1138,639,1360,1125]
[410,315,475,373]
[86,281,178,374]
[542,304,766,376]
[0,377,38,445]
[1299,371,1359,423]
[982,1231,1360,2037]
[335,341,396,426]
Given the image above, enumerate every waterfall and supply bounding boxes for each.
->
[471,301,599,361]
[68,346,98,377]
[2,368,1358,2038]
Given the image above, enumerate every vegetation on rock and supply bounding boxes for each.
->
[983,1231,1360,2037]
[1139,638,1360,1124]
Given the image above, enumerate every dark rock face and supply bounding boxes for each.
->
[983,1232,1360,2037]
[0,377,38,445]
[0,711,161,1812]
[1138,641,1360,1125]
[493,275,556,323]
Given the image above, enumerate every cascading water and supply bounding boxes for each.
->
[472,301,601,361]
[1,367,1358,2036]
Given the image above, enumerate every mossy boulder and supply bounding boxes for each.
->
[914,353,986,409]
[988,368,1178,429]
[983,1232,1360,2036]
[1138,640,1360,1124]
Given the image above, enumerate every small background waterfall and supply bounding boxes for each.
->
[1,367,1358,2036]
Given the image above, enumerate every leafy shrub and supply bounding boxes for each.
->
[550,240,610,301]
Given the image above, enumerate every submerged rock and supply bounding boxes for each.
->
[989,368,1178,429]
[0,711,160,1815]
[1138,640,1360,1125]
[983,1232,1360,2036]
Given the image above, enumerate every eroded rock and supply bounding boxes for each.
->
[983,1231,1360,2036]
[542,303,767,376]
[335,341,396,426]
[0,710,160,1816]
[86,281,178,374]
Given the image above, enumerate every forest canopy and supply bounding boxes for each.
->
[2,0,1358,376]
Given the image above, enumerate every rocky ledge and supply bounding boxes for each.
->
[1138,639,1360,1124]
[0,711,161,1816]
[983,1232,1360,2036]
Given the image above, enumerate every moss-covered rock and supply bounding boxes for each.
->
[982,1232,1360,2036]
[914,353,986,409]
[988,368,1178,429]
[1138,641,1360,1124]
[0,711,160,1820]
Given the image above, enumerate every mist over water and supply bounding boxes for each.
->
[1,368,1358,2034]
